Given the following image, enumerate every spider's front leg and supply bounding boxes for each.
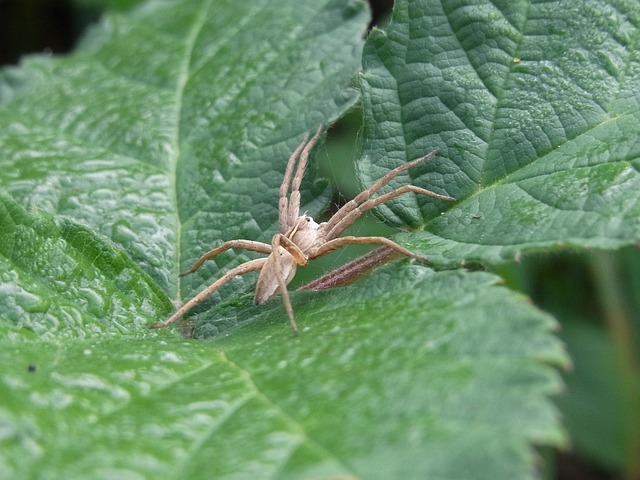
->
[254,233,309,334]
[279,127,323,233]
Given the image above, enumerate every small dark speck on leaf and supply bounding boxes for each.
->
[27,364,37,373]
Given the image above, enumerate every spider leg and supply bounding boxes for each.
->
[286,127,323,230]
[270,234,304,334]
[309,235,424,261]
[322,152,454,240]
[275,234,308,265]
[273,235,298,335]
[279,131,310,233]
[254,233,309,303]
[324,184,454,240]
[150,257,268,329]
[179,239,272,277]
[299,247,399,292]
[278,127,324,233]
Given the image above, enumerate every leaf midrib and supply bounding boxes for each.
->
[170,0,216,302]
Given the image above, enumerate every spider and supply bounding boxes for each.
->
[150,127,454,334]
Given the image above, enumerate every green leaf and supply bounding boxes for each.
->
[359,0,640,266]
[1,262,566,479]
[0,191,172,339]
[0,0,570,478]
[0,0,368,300]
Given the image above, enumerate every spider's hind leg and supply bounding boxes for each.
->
[309,235,425,262]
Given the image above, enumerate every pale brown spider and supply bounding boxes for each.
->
[151,127,454,333]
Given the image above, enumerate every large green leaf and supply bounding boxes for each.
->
[0,0,570,478]
[1,261,565,479]
[0,0,366,297]
[359,0,640,266]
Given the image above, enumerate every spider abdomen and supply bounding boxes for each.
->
[254,247,298,304]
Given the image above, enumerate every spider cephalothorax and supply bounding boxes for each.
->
[151,127,454,333]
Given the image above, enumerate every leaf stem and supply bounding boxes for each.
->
[589,251,640,480]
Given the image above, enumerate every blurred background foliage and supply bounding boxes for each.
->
[1,1,638,479]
